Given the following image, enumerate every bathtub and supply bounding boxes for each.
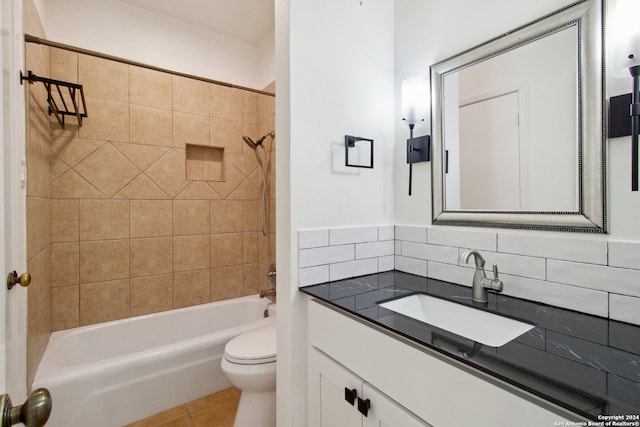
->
[33,295,276,427]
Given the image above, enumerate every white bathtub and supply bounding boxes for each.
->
[33,295,276,427]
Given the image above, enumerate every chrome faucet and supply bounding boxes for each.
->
[460,250,503,304]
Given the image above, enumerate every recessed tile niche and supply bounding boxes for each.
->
[186,144,224,181]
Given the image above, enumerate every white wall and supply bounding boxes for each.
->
[395,0,640,240]
[42,0,273,90]
[278,0,395,425]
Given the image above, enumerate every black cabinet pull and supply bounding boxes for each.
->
[344,388,357,405]
[357,397,371,417]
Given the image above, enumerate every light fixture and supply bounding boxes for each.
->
[401,77,430,196]
[609,0,640,191]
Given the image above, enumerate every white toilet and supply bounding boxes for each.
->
[221,323,277,427]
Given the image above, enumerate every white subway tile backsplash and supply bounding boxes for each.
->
[472,251,546,280]
[298,229,329,249]
[426,262,473,287]
[299,265,330,286]
[395,225,427,243]
[498,233,607,265]
[547,259,640,297]
[609,294,640,326]
[330,258,378,281]
[297,225,640,323]
[609,240,640,270]
[501,274,609,317]
[299,245,354,268]
[356,241,395,259]
[428,227,496,251]
[378,255,394,272]
[330,226,378,245]
[395,255,427,277]
[402,242,458,264]
[378,225,395,241]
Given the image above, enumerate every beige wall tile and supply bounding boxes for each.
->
[52,285,79,331]
[79,199,129,240]
[173,235,211,272]
[145,149,188,198]
[203,147,224,181]
[174,112,210,148]
[78,98,129,142]
[112,143,169,171]
[174,269,211,308]
[173,76,209,115]
[211,233,243,267]
[211,200,243,233]
[50,48,78,83]
[115,174,170,200]
[80,279,130,325]
[211,265,244,302]
[173,200,210,235]
[186,145,204,181]
[78,54,128,102]
[130,237,173,277]
[211,118,242,153]
[242,200,260,232]
[130,105,173,147]
[75,143,140,197]
[129,66,172,110]
[242,91,258,124]
[208,162,243,199]
[176,181,221,200]
[243,263,260,295]
[258,94,276,123]
[27,246,51,323]
[131,274,173,316]
[210,84,242,121]
[130,200,172,237]
[80,240,130,283]
[51,169,105,199]
[27,196,51,259]
[243,232,258,263]
[52,242,79,286]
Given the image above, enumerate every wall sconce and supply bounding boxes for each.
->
[608,0,640,191]
[401,77,430,196]
[345,135,374,168]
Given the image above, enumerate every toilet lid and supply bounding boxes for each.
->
[224,324,276,365]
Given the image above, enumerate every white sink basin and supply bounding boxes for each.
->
[379,293,534,347]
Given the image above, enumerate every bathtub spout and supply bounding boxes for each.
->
[259,288,276,298]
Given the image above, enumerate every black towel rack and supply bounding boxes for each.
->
[20,70,88,129]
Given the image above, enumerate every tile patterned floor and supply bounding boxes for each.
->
[125,387,240,427]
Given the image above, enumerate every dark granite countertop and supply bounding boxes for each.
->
[300,271,640,421]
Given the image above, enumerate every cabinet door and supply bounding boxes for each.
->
[308,348,363,427]
[363,383,431,427]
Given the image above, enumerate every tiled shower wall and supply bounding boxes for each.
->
[36,46,275,331]
[25,1,53,388]
[298,225,640,327]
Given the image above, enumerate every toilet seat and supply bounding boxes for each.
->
[224,324,276,365]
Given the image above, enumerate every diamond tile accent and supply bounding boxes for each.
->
[114,174,170,199]
[228,178,259,200]
[51,169,104,199]
[51,137,105,167]
[176,181,221,200]
[208,162,244,198]
[75,143,140,197]
[145,149,188,198]
[112,142,169,171]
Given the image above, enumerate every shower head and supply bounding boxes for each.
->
[242,132,275,149]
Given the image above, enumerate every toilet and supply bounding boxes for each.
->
[221,323,277,427]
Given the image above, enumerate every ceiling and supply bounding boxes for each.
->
[122,0,275,44]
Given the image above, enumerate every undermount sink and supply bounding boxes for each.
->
[378,293,534,347]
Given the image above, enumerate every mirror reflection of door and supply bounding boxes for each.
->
[459,91,522,210]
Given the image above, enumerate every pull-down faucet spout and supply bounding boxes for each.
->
[460,250,503,304]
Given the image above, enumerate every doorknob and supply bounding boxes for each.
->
[0,388,52,427]
[6,271,31,290]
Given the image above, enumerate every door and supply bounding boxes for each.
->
[458,91,522,210]
[1,0,28,401]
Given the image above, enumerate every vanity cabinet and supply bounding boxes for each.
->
[306,298,574,427]
[308,347,430,427]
